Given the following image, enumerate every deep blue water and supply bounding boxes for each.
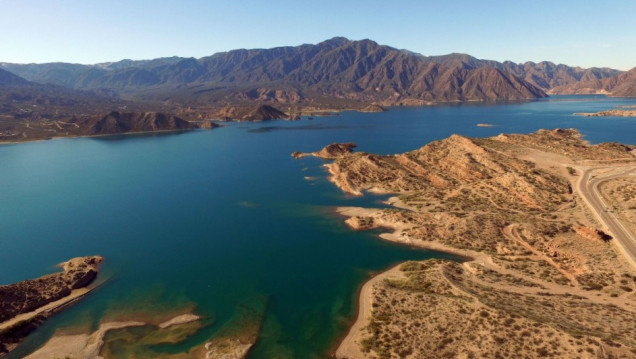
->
[0,95,635,358]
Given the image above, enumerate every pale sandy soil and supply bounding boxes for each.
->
[21,307,258,359]
[336,265,405,359]
[599,176,636,244]
[322,130,636,358]
[25,321,145,359]
[24,313,206,359]
[158,313,201,329]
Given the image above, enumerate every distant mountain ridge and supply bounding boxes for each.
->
[0,68,30,86]
[550,67,636,97]
[2,37,625,107]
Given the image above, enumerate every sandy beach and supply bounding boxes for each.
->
[335,264,405,359]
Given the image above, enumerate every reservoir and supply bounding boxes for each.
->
[1,95,635,358]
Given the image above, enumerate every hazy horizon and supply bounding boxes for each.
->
[2,0,635,70]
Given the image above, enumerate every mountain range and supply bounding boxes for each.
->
[550,67,636,96]
[2,37,632,108]
[1,37,634,142]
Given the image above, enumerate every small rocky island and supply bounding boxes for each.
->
[574,109,636,117]
[215,104,293,121]
[0,256,103,355]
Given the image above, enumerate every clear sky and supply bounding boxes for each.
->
[1,0,634,70]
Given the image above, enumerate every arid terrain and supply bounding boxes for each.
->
[296,129,636,358]
[599,177,636,240]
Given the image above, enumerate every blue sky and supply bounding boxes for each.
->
[1,0,634,70]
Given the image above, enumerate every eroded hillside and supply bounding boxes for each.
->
[297,129,636,358]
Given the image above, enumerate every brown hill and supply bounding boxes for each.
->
[293,142,357,159]
[550,67,636,97]
[502,61,620,91]
[324,133,570,209]
[1,38,549,107]
[611,67,636,96]
[215,104,289,121]
[80,111,197,135]
[459,67,545,100]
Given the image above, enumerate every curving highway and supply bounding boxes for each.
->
[576,166,636,268]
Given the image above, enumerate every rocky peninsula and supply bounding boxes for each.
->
[0,256,103,355]
[574,109,636,117]
[296,129,636,358]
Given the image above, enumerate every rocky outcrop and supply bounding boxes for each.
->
[360,104,387,112]
[495,128,634,160]
[314,143,357,159]
[0,256,103,355]
[292,142,357,159]
[216,104,288,121]
[81,111,196,135]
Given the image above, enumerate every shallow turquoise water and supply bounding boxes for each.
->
[1,95,635,358]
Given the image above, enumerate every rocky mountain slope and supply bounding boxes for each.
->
[0,69,30,86]
[0,71,217,142]
[502,61,621,91]
[4,38,621,107]
[214,104,290,121]
[551,67,636,96]
[0,70,129,120]
[78,111,199,135]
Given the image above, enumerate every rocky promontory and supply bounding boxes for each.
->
[292,142,357,159]
[78,111,203,135]
[0,256,103,355]
[298,130,636,358]
[215,104,290,121]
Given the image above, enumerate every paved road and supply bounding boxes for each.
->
[577,167,636,268]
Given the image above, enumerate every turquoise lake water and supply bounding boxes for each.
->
[1,95,635,358]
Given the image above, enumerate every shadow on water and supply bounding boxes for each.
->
[88,130,191,142]
[246,124,358,133]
